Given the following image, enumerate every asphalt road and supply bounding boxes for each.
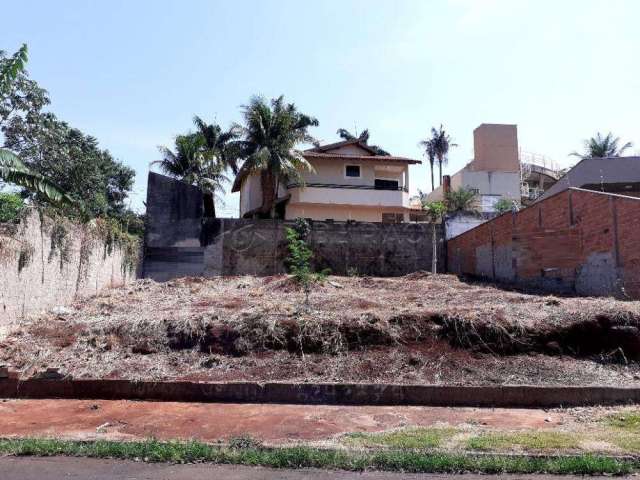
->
[0,457,631,480]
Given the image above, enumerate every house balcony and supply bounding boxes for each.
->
[286,183,410,208]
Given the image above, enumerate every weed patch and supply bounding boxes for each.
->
[0,438,632,475]
[343,428,456,449]
[466,431,580,452]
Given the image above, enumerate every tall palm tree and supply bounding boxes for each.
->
[0,148,79,209]
[429,125,457,186]
[336,128,390,155]
[155,133,228,217]
[235,95,318,218]
[192,116,242,174]
[570,132,633,159]
[418,138,437,192]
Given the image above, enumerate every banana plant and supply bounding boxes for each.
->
[0,148,81,210]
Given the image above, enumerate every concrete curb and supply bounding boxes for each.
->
[2,378,640,407]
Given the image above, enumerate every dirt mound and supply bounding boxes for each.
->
[3,274,640,384]
[437,310,640,360]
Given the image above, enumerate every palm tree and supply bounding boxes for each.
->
[571,132,633,159]
[235,95,318,218]
[0,148,79,210]
[155,134,228,217]
[418,138,437,192]
[428,125,457,186]
[192,116,242,174]
[336,128,390,155]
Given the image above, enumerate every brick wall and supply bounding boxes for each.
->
[447,188,640,299]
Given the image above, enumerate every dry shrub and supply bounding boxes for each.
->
[28,321,86,349]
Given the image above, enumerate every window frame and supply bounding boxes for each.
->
[344,164,362,179]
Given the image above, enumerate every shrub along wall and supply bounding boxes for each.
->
[0,210,139,333]
[447,188,640,299]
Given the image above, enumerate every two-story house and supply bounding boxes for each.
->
[231,138,422,222]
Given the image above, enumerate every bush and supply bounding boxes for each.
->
[445,187,478,213]
[494,198,518,214]
[0,192,25,223]
[285,218,329,308]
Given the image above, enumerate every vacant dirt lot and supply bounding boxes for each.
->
[2,274,640,385]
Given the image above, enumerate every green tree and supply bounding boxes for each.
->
[235,95,318,218]
[0,192,24,223]
[336,128,390,155]
[0,45,49,132]
[0,44,28,95]
[427,125,457,186]
[418,137,437,192]
[3,113,134,218]
[0,45,81,211]
[1,44,133,220]
[422,201,447,274]
[570,132,633,159]
[156,132,228,217]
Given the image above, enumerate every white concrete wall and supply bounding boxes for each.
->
[459,170,520,198]
[289,186,410,208]
[239,173,287,216]
[285,204,408,222]
[445,213,488,240]
[0,211,138,335]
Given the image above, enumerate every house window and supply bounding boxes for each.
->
[375,179,399,190]
[345,165,361,178]
[382,213,404,224]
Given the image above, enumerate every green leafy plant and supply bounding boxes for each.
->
[494,198,518,215]
[93,217,140,275]
[445,187,478,213]
[0,149,81,211]
[0,44,28,95]
[285,218,328,308]
[0,192,24,223]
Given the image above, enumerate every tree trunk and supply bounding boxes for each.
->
[438,157,443,186]
[260,169,276,217]
[270,176,280,219]
[430,159,435,192]
[431,222,437,274]
[203,192,215,217]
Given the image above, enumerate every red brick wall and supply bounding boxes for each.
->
[447,188,640,299]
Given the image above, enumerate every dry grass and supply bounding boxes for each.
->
[2,274,640,383]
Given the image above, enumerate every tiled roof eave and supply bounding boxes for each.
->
[303,152,421,164]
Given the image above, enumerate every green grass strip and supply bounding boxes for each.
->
[0,438,635,475]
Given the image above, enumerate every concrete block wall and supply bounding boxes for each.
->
[447,188,640,299]
[0,211,137,333]
[143,173,445,280]
[145,217,445,280]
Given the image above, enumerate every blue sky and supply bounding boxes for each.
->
[4,0,639,214]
